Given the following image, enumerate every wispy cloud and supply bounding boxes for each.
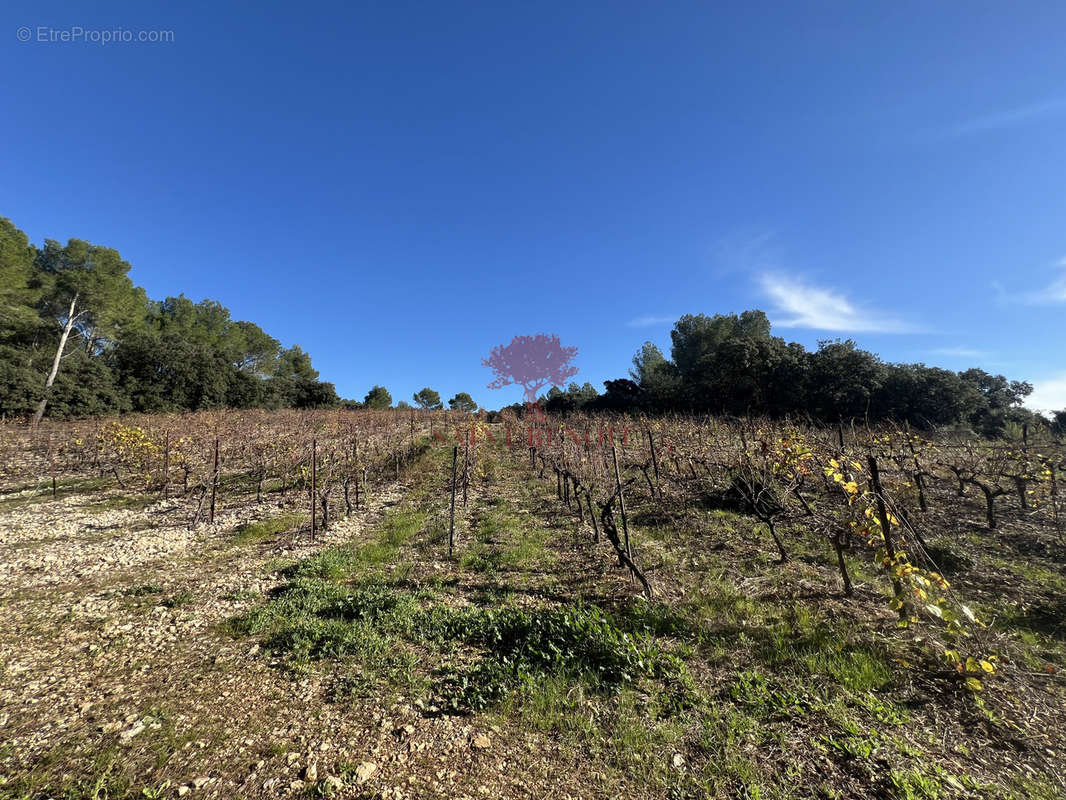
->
[627,315,676,328]
[1025,373,1066,414]
[1023,256,1066,304]
[931,346,987,359]
[939,98,1066,139]
[759,273,919,333]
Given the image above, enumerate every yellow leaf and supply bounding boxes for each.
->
[980,660,995,674]
[965,677,983,691]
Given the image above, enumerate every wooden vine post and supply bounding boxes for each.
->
[449,445,458,558]
[163,430,170,500]
[462,436,470,508]
[573,476,584,523]
[648,428,661,499]
[311,438,317,542]
[49,433,56,499]
[353,438,360,510]
[611,444,632,560]
[209,437,219,524]
[908,439,928,512]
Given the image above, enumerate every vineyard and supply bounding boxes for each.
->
[1,409,1064,799]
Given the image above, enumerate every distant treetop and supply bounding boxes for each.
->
[364,385,392,409]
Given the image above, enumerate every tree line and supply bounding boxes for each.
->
[531,311,1061,437]
[354,385,478,412]
[3,215,1060,435]
[0,217,342,421]
[0,217,494,422]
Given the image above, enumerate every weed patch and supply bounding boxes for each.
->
[234,551,693,715]
[231,513,306,545]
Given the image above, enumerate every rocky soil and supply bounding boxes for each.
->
[0,479,579,799]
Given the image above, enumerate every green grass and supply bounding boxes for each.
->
[993,557,1066,596]
[889,768,943,800]
[234,561,691,708]
[432,603,692,711]
[680,579,896,695]
[695,706,765,791]
[231,551,704,797]
[229,507,431,683]
[0,708,201,800]
[803,647,894,692]
[231,512,307,545]
[222,588,261,602]
[84,493,158,513]
[730,670,811,718]
[497,527,553,568]
[0,741,133,800]
[459,532,553,575]
[232,579,425,675]
[0,475,115,509]
[232,496,694,723]
[282,509,426,583]
[124,583,165,597]
[458,498,554,574]
[1005,776,1066,800]
[161,590,194,608]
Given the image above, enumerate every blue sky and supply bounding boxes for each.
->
[2,1,1065,410]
